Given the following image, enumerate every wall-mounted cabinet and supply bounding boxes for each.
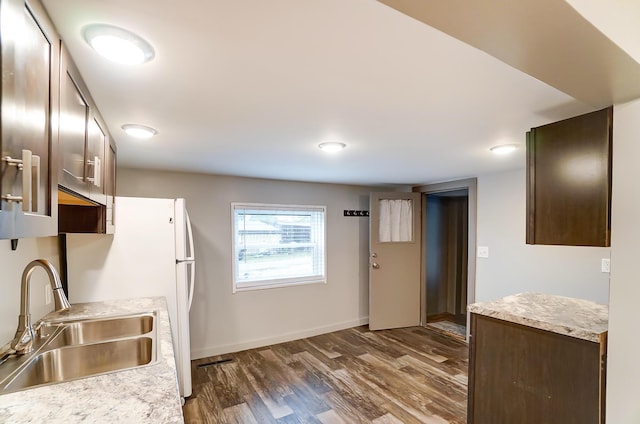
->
[526,107,612,247]
[0,0,117,239]
[58,136,116,235]
[58,45,108,206]
[57,42,117,234]
[0,0,59,239]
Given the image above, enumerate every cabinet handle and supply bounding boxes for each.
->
[31,155,40,213]
[1,150,38,210]
[1,155,24,203]
[94,156,101,188]
[1,194,23,203]
[86,156,101,187]
[21,150,32,212]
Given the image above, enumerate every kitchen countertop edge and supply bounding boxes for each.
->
[468,292,608,343]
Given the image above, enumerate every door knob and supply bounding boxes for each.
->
[371,262,380,269]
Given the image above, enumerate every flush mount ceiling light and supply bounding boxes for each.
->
[490,144,518,155]
[83,24,155,65]
[318,142,346,153]
[122,124,158,139]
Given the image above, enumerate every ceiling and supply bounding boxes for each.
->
[40,0,635,186]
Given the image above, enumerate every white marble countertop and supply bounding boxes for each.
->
[468,292,608,343]
[0,297,184,423]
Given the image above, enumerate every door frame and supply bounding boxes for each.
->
[413,178,477,340]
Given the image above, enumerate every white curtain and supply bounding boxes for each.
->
[379,199,412,242]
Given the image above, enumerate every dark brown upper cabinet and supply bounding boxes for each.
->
[57,44,116,234]
[526,107,612,247]
[58,45,108,206]
[0,0,60,239]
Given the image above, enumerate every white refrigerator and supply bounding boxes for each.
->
[65,197,195,399]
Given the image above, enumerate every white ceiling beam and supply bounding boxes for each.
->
[378,0,640,107]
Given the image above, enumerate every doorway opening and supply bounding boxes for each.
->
[413,178,477,340]
[423,188,470,340]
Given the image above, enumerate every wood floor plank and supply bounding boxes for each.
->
[371,412,407,424]
[261,347,331,417]
[240,350,295,420]
[326,368,391,420]
[182,396,204,424]
[223,403,259,424]
[194,380,230,424]
[316,409,347,424]
[184,326,468,423]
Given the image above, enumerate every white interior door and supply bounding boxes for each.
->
[369,192,422,330]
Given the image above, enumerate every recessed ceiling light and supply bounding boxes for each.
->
[318,142,346,153]
[489,144,518,155]
[122,124,158,139]
[83,24,155,65]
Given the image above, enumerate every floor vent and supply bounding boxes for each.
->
[197,358,235,368]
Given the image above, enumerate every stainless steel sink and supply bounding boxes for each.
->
[44,313,155,349]
[3,338,155,392]
[0,312,158,394]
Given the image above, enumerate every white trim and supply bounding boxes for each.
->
[191,316,369,359]
[234,278,326,292]
[231,202,327,293]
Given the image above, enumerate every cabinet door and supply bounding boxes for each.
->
[526,107,612,246]
[86,113,106,205]
[0,0,22,238]
[468,314,603,424]
[59,49,90,200]
[0,0,58,239]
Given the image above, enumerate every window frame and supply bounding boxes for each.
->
[231,202,327,293]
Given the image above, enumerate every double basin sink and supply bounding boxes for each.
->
[0,312,158,394]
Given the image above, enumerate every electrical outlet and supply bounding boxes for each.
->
[478,246,489,258]
[601,258,610,273]
[44,285,52,305]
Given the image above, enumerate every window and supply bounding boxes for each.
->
[232,203,326,292]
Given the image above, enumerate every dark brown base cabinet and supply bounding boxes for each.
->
[468,314,607,424]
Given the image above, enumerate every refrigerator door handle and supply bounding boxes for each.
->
[184,209,195,261]
[184,208,196,310]
[187,261,195,311]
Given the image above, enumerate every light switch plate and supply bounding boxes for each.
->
[478,246,489,258]
[601,258,610,273]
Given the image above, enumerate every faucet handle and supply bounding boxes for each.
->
[33,321,50,339]
[10,319,35,354]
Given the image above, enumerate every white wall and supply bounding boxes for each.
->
[475,168,610,304]
[115,168,395,358]
[606,99,640,423]
[0,237,62,346]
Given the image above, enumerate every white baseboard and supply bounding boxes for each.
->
[191,316,369,359]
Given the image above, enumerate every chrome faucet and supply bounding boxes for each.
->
[10,259,71,354]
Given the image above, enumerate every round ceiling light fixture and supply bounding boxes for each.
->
[318,142,346,153]
[489,144,518,155]
[122,124,158,139]
[83,24,155,65]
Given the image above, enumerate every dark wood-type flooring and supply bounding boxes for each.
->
[183,326,468,423]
